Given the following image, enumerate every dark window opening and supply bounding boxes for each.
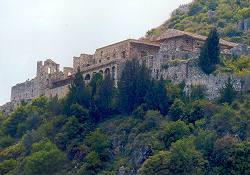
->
[122,51,126,59]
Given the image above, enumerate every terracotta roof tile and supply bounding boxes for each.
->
[157,29,238,47]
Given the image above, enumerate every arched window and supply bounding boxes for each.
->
[99,70,104,76]
[122,51,126,59]
[85,74,91,81]
[48,67,51,74]
[104,68,110,76]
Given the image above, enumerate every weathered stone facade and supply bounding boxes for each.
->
[150,29,250,99]
[1,29,249,115]
[156,59,244,99]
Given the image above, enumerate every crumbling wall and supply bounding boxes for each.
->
[73,54,94,72]
[94,40,131,62]
[45,84,70,99]
[11,78,38,103]
[157,36,200,62]
[0,102,15,116]
[158,59,243,99]
[130,42,159,59]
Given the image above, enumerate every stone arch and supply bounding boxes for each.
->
[104,68,110,76]
[85,74,91,81]
[48,67,51,74]
[99,70,104,75]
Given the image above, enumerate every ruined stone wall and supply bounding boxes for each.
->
[11,78,38,102]
[0,102,15,116]
[155,59,243,99]
[158,36,200,63]
[130,42,159,59]
[44,59,122,99]
[36,59,59,94]
[45,84,70,99]
[94,40,131,63]
[73,54,94,72]
[36,59,66,96]
[230,44,250,57]
[63,67,73,79]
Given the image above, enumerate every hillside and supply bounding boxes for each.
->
[0,59,250,175]
[146,0,250,45]
[1,1,250,174]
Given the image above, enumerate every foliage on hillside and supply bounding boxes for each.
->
[147,0,250,45]
[217,55,250,75]
[0,59,250,175]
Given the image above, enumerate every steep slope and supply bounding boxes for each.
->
[146,0,250,45]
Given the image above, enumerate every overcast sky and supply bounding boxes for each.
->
[0,0,192,105]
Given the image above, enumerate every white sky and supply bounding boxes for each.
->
[0,0,192,105]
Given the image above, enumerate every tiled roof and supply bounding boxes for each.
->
[157,29,238,47]
[96,39,160,50]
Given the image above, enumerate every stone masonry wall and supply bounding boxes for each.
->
[73,54,94,72]
[11,78,38,103]
[157,59,243,99]
[94,40,131,63]
[130,42,159,59]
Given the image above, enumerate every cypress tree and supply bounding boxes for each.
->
[89,73,103,96]
[65,67,90,114]
[118,59,151,114]
[118,59,139,114]
[199,28,220,74]
[134,61,151,108]
[219,77,237,104]
[96,74,115,118]
[145,78,169,115]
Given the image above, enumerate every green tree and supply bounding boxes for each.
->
[138,151,171,175]
[219,77,237,104]
[85,129,110,161]
[145,78,169,115]
[139,137,206,175]
[169,137,206,175]
[185,100,205,124]
[199,28,220,74]
[0,159,17,175]
[23,141,67,175]
[95,74,115,119]
[190,84,206,101]
[188,2,203,16]
[211,137,250,174]
[118,59,151,114]
[194,130,217,159]
[211,104,239,136]
[48,96,63,115]
[65,67,90,114]
[70,103,89,123]
[3,106,29,137]
[134,61,151,109]
[89,73,103,96]
[169,99,186,121]
[84,151,102,174]
[160,120,190,148]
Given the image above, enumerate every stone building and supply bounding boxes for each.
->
[155,29,237,63]
[1,29,250,115]
[150,29,249,99]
